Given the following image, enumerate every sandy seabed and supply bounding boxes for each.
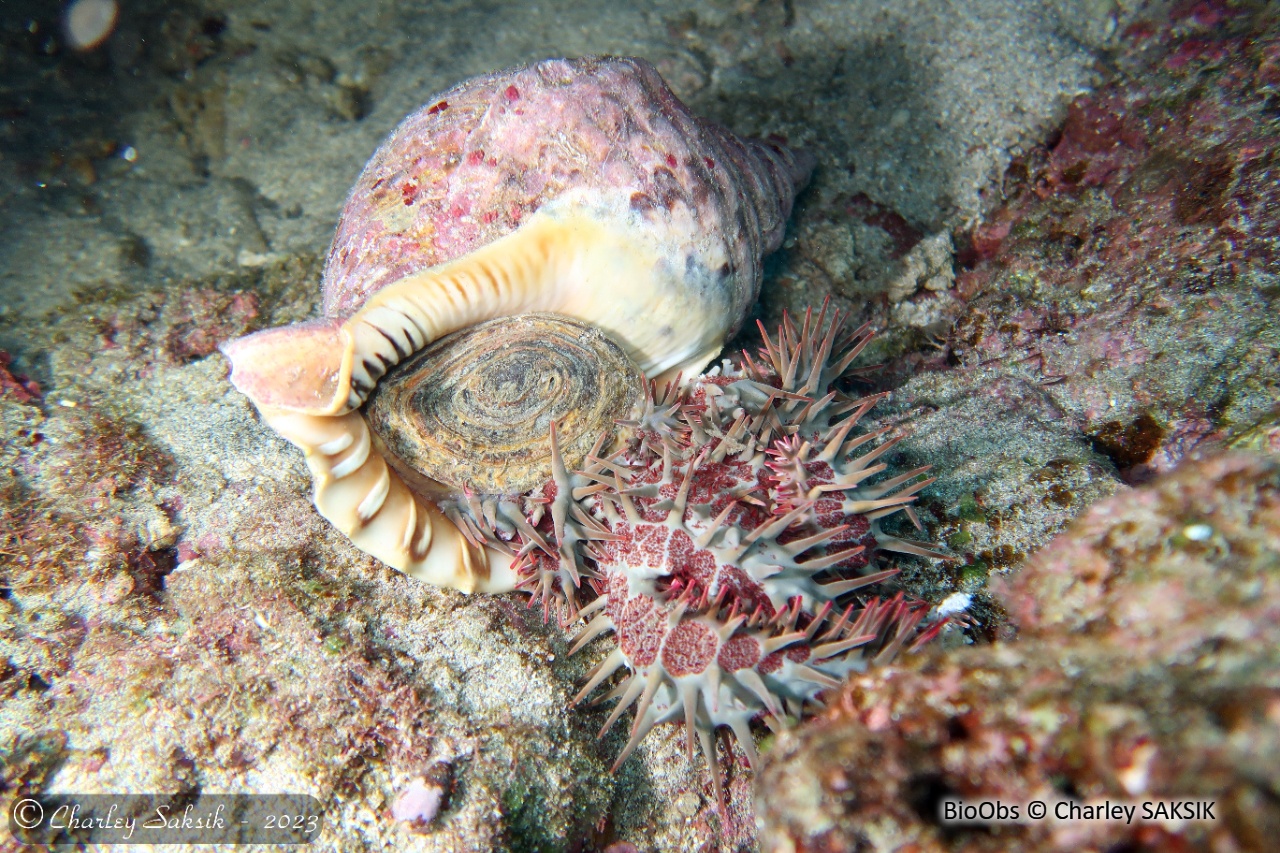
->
[3,1,1278,851]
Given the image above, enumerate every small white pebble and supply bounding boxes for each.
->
[1183,523,1213,542]
[64,0,118,50]
[936,591,972,617]
[120,145,138,162]
[392,778,444,828]
[57,398,78,408]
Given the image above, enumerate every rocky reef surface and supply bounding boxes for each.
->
[2,0,1277,851]
[757,3,1280,851]
[757,452,1280,853]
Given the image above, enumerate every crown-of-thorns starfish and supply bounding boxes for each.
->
[446,302,949,805]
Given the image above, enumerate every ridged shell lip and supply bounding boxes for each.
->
[221,195,744,419]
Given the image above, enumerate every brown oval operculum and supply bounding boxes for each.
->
[365,313,646,496]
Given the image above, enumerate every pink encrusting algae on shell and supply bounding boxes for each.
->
[220,56,815,595]
[320,57,814,328]
[218,56,947,796]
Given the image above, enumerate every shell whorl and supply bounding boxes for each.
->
[366,313,645,496]
[321,55,815,323]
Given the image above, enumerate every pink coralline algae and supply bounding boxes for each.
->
[0,351,41,404]
[950,0,1280,482]
[93,286,260,366]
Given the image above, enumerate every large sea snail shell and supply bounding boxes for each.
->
[220,56,814,591]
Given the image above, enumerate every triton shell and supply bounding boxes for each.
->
[221,56,814,590]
